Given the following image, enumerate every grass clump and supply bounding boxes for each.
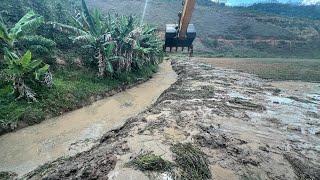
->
[171,143,212,180]
[127,152,173,172]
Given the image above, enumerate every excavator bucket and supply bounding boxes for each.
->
[164,24,196,56]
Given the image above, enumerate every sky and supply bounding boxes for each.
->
[216,0,320,6]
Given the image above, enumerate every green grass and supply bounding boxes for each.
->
[195,57,320,82]
[126,144,212,180]
[171,143,212,180]
[0,64,158,133]
[127,152,173,172]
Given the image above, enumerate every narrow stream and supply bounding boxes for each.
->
[0,60,177,176]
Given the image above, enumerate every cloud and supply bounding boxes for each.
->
[302,0,320,5]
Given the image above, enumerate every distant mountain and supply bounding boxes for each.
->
[223,0,311,6]
[241,3,320,19]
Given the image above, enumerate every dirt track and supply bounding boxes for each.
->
[23,57,320,180]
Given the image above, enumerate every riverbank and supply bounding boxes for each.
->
[0,60,177,177]
[0,63,160,136]
[22,57,320,179]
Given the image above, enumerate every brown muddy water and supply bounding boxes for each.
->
[0,60,177,176]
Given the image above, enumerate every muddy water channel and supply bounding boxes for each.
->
[0,61,177,176]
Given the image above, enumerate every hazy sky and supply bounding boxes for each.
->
[221,0,320,6]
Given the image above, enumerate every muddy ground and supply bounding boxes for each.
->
[17,58,320,179]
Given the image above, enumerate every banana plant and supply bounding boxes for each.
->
[49,0,163,76]
[106,14,141,72]
[0,11,56,58]
[2,50,52,102]
[131,25,163,68]
[50,0,113,77]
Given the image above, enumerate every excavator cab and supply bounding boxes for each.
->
[164,0,197,56]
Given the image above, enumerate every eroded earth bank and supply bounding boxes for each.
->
[23,58,320,180]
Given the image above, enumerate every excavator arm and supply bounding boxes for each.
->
[164,0,197,56]
[178,0,196,39]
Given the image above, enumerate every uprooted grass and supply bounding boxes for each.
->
[171,143,212,180]
[126,152,173,172]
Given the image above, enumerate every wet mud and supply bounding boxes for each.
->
[8,58,320,179]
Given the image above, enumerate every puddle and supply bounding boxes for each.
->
[0,60,177,176]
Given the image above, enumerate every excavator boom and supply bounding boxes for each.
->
[178,0,196,39]
[164,0,197,56]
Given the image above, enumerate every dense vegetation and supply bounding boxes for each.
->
[0,0,76,25]
[88,0,320,58]
[0,0,163,134]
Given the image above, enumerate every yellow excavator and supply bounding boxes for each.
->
[164,0,196,56]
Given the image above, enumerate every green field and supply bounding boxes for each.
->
[195,58,320,82]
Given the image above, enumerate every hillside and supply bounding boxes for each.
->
[242,3,320,20]
[88,0,320,58]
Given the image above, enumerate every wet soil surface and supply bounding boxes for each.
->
[18,58,320,179]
